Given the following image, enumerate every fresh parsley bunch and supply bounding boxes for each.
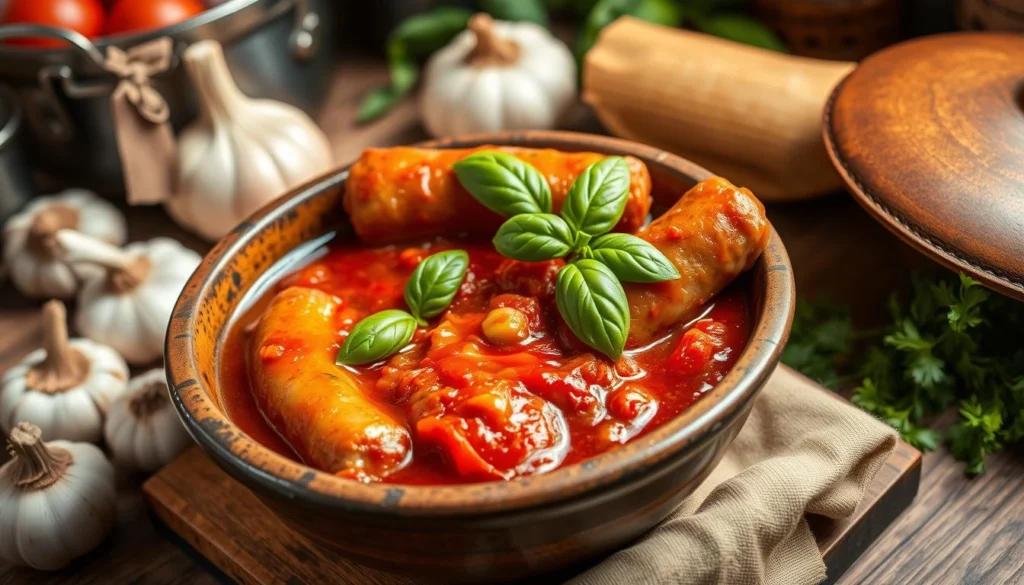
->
[454,151,679,358]
[783,273,1024,476]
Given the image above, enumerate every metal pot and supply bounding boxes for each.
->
[0,85,32,222]
[0,0,338,194]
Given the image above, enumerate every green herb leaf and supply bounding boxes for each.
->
[575,0,682,62]
[356,7,471,124]
[481,0,550,26]
[693,14,788,53]
[453,151,553,216]
[790,271,1024,476]
[589,233,679,283]
[336,310,417,366]
[493,214,575,261]
[356,87,403,124]
[390,7,473,56]
[561,156,630,236]
[555,259,629,358]
[404,250,469,325]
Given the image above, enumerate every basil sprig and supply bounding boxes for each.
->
[336,250,469,366]
[453,150,680,358]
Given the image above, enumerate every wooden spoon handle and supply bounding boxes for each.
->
[583,17,856,202]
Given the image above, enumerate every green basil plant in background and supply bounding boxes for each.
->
[358,0,785,123]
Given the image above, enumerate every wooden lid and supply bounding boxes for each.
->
[824,33,1024,300]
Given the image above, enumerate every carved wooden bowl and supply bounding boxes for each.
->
[165,131,795,583]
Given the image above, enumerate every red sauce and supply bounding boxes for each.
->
[219,238,750,485]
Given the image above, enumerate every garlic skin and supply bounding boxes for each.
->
[421,14,577,137]
[56,230,201,365]
[0,301,129,443]
[166,40,333,241]
[105,369,192,472]
[0,422,116,570]
[2,189,127,299]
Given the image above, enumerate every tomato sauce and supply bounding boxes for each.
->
[219,238,750,485]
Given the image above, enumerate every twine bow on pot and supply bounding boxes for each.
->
[105,37,177,205]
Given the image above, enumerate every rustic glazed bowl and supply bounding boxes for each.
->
[166,131,795,583]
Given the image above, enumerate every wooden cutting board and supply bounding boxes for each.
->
[143,382,921,585]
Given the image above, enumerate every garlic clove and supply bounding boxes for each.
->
[0,423,115,570]
[104,369,192,472]
[0,302,129,444]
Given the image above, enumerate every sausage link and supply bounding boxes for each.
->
[625,177,770,345]
[344,146,652,243]
[249,286,412,480]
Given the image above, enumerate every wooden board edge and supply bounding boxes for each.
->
[819,443,922,584]
[143,472,267,585]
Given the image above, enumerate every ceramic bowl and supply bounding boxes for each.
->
[166,131,795,583]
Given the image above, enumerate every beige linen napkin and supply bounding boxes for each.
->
[572,366,899,585]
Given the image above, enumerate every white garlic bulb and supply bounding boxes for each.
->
[105,368,192,472]
[55,229,201,365]
[2,189,127,299]
[0,421,116,570]
[166,40,333,240]
[421,14,577,137]
[0,300,129,443]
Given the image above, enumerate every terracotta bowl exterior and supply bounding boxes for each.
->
[166,131,795,583]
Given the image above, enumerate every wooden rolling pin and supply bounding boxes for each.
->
[583,17,856,201]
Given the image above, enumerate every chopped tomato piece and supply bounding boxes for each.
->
[669,329,716,375]
[416,417,502,480]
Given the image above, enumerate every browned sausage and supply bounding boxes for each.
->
[344,146,653,243]
[625,177,770,345]
[249,286,412,480]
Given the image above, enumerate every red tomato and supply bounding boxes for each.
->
[105,0,204,35]
[1,0,104,48]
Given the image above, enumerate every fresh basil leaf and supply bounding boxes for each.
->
[387,40,418,94]
[561,156,630,236]
[590,233,680,283]
[481,0,550,27]
[404,250,470,324]
[453,151,553,216]
[555,259,629,358]
[356,87,402,123]
[694,14,788,53]
[575,0,681,62]
[336,310,417,366]
[391,7,473,57]
[633,0,683,27]
[357,7,471,124]
[493,214,575,261]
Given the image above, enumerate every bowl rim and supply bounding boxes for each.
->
[166,130,795,517]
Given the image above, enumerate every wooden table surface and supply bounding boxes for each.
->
[2,59,1023,585]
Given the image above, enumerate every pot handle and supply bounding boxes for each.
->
[0,25,118,141]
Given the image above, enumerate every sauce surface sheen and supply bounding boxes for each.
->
[220,238,750,485]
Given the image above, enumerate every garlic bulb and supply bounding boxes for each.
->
[55,230,201,365]
[0,421,116,570]
[104,368,192,472]
[2,189,127,299]
[421,14,577,137]
[0,301,129,443]
[166,40,333,241]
